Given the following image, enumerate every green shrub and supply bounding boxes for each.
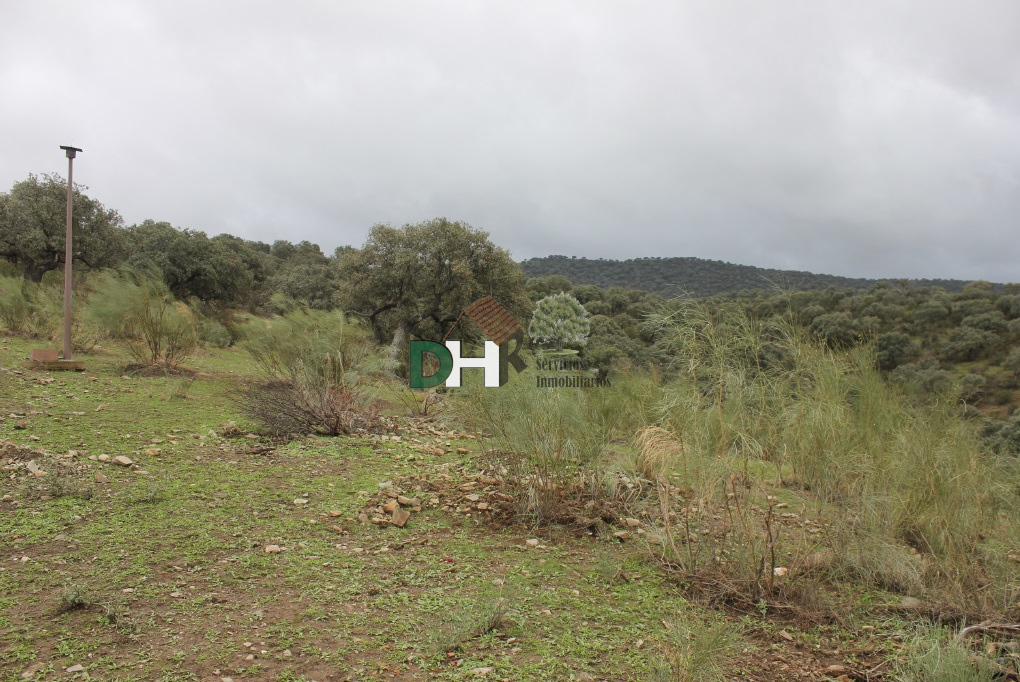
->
[897,626,1000,682]
[0,275,62,338]
[88,269,198,369]
[196,316,234,348]
[644,300,1019,614]
[454,354,656,522]
[238,309,386,436]
[650,614,740,682]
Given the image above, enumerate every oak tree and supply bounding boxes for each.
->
[0,174,125,282]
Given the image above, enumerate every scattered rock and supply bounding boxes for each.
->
[264,545,284,553]
[97,454,110,462]
[526,539,540,546]
[143,448,161,456]
[357,513,369,523]
[465,494,481,503]
[382,500,398,514]
[901,596,921,608]
[779,630,794,641]
[94,472,109,483]
[113,455,133,467]
[624,517,641,527]
[19,662,45,679]
[613,531,630,541]
[391,506,411,528]
[327,510,343,517]
[456,447,469,454]
[65,664,84,673]
[469,668,494,676]
[397,495,415,506]
[293,498,309,505]
[13,421,27,430]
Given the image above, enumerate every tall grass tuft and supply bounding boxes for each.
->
[237,309,387,436]
[650,614,741,682]
[0,275,62,338]
[455,355,657,523]
[0,274,107,352]
[897,625,1001,681]
[88,269,198,369]
[643,300,1019,615]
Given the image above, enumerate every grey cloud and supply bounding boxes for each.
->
[1,0,1017,282]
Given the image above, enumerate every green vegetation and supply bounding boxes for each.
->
[237,309,385,436]
[336,218,532,361]
[88,270,199,370]
[0,276,62,339]
[0,174,126,283]
[644,302,1018,613]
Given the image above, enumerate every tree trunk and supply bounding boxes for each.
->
[387,320,414,364]
[556,337,563,351]
[24,259,54,283]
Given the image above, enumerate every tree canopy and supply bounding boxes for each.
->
[0,173,125,282]
[337,218,531,359]
[125,220,274,306]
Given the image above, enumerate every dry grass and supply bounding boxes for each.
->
[638,300,1020,619]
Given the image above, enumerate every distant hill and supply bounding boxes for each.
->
[518,255,977,297]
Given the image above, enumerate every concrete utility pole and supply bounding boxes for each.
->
[59,145,82,361]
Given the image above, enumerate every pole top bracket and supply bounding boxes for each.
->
[59,145,83,159]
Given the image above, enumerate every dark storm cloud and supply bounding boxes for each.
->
[1,1,1018,281]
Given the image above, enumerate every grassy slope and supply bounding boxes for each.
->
[1,338,924,681]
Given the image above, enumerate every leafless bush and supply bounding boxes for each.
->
[238,309,385,436]
[240,378,380,436]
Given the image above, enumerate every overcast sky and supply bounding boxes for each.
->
[2,1,1018,282]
